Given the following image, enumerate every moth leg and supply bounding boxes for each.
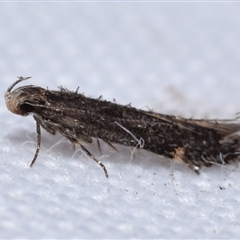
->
[106,141,119,152]
[72,143,76,151]
[97,139,102,154]
[187,163,200,174]
[30,121,41,167]
[80,143,109,178]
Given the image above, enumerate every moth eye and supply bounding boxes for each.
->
[20,103,34,113]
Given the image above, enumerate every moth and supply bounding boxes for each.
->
[4,76,240,177]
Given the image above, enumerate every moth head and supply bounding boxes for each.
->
[5,76,45,116]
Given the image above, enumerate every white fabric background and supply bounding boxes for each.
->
[1,2,240,239]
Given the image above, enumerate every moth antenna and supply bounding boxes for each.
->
[6,76,32,93]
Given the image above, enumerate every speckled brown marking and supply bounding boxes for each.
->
[173,147,186,165]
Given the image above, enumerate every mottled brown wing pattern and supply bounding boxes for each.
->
[4,76,240,177]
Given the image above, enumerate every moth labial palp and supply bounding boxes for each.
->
[4,76,240,178]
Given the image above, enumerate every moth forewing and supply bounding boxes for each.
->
[5,76,240,177]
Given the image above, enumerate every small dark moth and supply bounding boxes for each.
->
[4,76,240,177]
